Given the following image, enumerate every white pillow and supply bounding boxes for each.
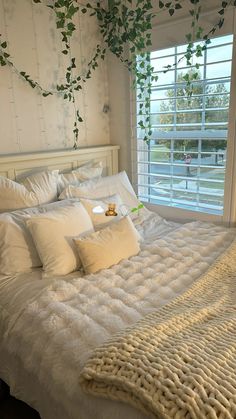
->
[58,161,103,194]
[0,170,59,212]
[26,203,94,276]
[74,217,140,274]
[73,160,103,182]
[0,200,79,275]
[21,170,59,204]
[59,171,147,220]
[80,194,124,229]
[0,213,41,274]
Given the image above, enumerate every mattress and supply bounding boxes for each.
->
[0,213,235,419]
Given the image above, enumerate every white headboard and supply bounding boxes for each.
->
[0,145,120,180]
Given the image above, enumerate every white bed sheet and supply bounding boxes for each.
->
[0,213,235,419]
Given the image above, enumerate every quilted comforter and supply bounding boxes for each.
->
[0,218,235,419]
[80,238,236,419]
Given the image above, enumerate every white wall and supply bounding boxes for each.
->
[0,0,110,154]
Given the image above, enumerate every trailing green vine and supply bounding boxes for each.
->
[1,0,236,147]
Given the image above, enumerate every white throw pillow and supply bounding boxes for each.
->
[74,216,140,274]
[59,171,148,220]
[0,171,59,212]
[26,203,94,276]
[80,194,124,229]
[58,161,103,194]
[0,200,79,275]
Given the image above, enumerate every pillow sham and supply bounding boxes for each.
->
[80,194,124,229]
[58,161,103,194]
[59,171,148,220]
[73,160,103,182]
[0,170,59,212]
[26,203,94,276]
[0,200,79,275]
[0,213,41,274]
[20,170,59,204]
[74,216,140,274]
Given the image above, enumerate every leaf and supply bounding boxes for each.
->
[1,41,7,48]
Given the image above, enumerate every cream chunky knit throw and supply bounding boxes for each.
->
[80,239,236,419]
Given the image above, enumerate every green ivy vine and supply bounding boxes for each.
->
[0,0,235,147]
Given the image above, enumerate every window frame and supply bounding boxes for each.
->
[131,25,236,225]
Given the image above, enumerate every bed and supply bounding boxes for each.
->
[0,146,235,419]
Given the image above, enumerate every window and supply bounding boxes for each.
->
[135,34,233,215]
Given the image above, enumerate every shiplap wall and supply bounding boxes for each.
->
[0,0,110,154]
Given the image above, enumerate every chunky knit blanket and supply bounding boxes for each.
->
[80,239,236,419]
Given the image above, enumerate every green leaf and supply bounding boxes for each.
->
[1,41,7,48]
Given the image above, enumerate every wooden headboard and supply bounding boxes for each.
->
[0,145,120,180]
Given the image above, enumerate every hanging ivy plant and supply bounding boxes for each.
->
[0,0,235,147]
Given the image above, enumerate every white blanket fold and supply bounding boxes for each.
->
[80,239,236,419]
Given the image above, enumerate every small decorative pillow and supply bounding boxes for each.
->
[59,171,148,220]
[0,170,59,212]
[58,161,103,194]
[74,216,140,274]
[80,194,124,229]
[26,203,94,276]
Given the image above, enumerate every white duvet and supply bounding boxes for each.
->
[0,213,235,419]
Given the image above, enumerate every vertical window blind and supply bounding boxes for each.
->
[135,34,233,215]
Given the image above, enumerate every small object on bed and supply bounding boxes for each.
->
[81,194,123,229]
[105,203,117,216]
